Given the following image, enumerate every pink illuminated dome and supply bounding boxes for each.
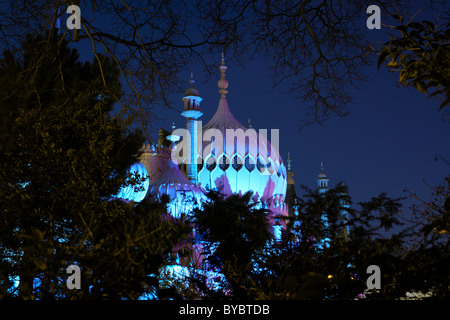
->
[193,55,287,216]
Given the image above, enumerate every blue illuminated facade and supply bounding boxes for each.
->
[115,56,349,242]
[119,55,288,230]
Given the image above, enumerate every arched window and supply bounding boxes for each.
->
[256,157,266,172]
[218,154,230,171]
[232,154,243,171]
[206,156,216,172]
[245,155,255,172]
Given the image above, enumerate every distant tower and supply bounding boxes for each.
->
[317,162,329,194]
[181,73,203,183]
[317,162,330,247]
[157,128,166,148]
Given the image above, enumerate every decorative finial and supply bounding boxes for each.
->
[184,71,200,98]
[167,122,181,154]
[248,118,252,128]
[189,72,195,87]
[287,152,292,171]
[218,53,228,98]
[166,122,181,164]
[321,162,324,171]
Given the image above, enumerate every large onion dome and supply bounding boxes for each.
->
[197,55,287,215]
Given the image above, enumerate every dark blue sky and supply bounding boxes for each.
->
[154,53,449,209]
[70,1,449,211]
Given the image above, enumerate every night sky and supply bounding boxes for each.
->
[157,52,449,209]
[71,1,450,212]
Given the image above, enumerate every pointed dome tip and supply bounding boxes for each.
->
[185,72,199,96]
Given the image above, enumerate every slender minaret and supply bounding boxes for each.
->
[285,152,300,217]
[181,73,203,183]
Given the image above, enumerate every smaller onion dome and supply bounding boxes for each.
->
[148,160,205,218]
[318,162,327,178]
[148,129,206,217]
[115,162,150,203]
[318,171,327,178]
[184,72,199,97]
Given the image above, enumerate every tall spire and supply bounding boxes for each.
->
[181,73,203,183]
[203,53,245,131]
[285,151,299,217]
[287,152,295,185]
[287,152,292,171]
[218,52,229,98]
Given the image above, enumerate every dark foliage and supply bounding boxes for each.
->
[0,33,188,299]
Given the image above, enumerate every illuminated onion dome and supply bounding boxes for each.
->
[184,72,200,97]
[196,54,287,215]
[115,162,150,202]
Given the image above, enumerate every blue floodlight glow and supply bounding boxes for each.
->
[116,162,149,202]
[273,225,282,242]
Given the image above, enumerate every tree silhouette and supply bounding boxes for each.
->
[185,183,448,300]
[0,34,189,299]
[192,190,272,299]
[0,0,408,133]
[378,18,450,109]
